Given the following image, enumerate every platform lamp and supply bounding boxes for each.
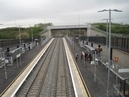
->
[98,9,122,97]
[101,18,109,47]
[17,25,22,47]
[101,18,113,47]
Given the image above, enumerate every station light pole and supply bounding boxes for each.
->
[31,26,33,44]
[102,18,109,46]
[98,9,122,97]
[78,15,80,37]
[101,18,109,62]
[17,25,22,47]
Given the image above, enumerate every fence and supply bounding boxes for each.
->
[0,39,32,49]
[80,36,129,53]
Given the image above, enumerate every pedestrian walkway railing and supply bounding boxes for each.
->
[41,37,49,46]
[96,55,129,97]
[96,55,129,81]
[66,36,73,45]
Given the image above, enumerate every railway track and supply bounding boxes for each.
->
[16,38,75,97]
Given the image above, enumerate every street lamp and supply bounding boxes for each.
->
[78,15,80,37]
[31,26,33,44]
[102,18,109,47]
[17,25,22,47]
[98,9,122,97]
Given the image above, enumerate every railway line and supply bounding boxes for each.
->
[1,38,90,97]
[16,38,75,97]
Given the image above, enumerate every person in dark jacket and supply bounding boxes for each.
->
[85,52,88,61]
[75,53,79,61]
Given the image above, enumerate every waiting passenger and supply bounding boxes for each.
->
[80,51,83,60]
[28,43,30,50]
[85,52,88,61]
[75,53,79,61]
[87,53,91,61]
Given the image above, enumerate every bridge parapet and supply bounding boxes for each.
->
[48,25,88,30]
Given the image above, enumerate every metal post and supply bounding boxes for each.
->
[78,15,80,37]
[123,80,126,95]
[31,27,33,44]
[98,9,122,97]
[107,9,111,97]
[94,51,97,82]
[19,26,21,47]
[73,39,74,48]
[4,65,7,79]
[19,54,21,66]
[16,57,18,69]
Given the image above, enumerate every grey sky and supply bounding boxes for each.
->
[0,0,129,28]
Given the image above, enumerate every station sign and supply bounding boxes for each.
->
[118,69,129,73]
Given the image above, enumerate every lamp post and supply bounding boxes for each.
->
[78,15,80,37]
[31,26,33,44]
[98,9,122,97]
[101,18,109,62]
[102,18,108,47]
[17,25,22,47]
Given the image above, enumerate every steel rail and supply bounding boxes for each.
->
[25,39,57,97]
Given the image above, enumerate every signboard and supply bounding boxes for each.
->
[0,58,6,68]
[118,69,129,73]
[16,53,21,58]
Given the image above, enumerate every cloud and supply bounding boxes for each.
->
[0,0,129,28]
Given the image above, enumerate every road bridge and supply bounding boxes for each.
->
[48,25,88,30]
[46,24,110,37]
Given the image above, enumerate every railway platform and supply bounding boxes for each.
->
[66,37,129,97]
[0,40,48,94]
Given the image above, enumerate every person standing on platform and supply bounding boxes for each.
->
[80,51,85,64]
[85,52,88,61]
[80,51,83,60]
[28,43,30,50]
[75,53,79,61]
[87,53,91,61]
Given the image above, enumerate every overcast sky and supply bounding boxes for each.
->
[0,0,129,28]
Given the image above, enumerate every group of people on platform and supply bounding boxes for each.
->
[75,51,91,62]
